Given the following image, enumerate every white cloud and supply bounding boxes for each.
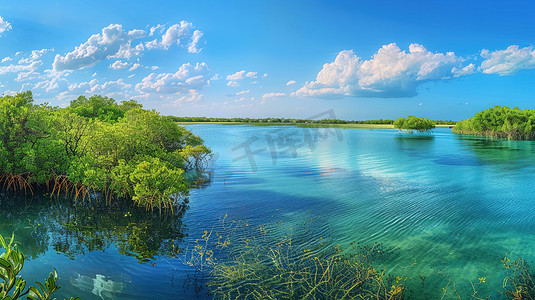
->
[86,79,131,94]
[2,90,17,96]
[236,90,250,96]
[480,45,535,75]
[0,16,11,36]
[18,49,53,64]
[227,70,246,81]
[145,21,203,53]
[110,60,129,69]
[173,90,204,103]
[262,92,286,99]
[286,80,296,86]
[34,72,69,92]
[135,62,210,95]
[129,63,141,71]
[452,63,476,77]
[210,74,220,80]
[1,57,12,63]
[226,70,260,87]
[296,43,471,98]
[188,30,203,53]
[0,60,43,75]
[149,24,165,36]
[68,79,98,92]
[52,24,147,72]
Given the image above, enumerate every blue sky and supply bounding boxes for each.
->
[1,0,534,120]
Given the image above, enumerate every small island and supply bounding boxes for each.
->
[393,115,436,133]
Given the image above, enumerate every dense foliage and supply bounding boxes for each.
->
[453,105,535,140]
[0,91,211,211]
[393,116,436,133]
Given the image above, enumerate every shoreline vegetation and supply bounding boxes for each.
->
[454,105,535,140]
[170,117,456,129]
[0,91,211,211]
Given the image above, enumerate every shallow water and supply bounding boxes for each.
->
[2,125,535,299]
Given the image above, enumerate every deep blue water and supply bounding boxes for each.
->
[2,125,535,299]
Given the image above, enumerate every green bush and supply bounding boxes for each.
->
[394,116,435,133]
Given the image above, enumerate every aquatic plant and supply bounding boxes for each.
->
[502,254,535,299]
[183,218,405,300]
[0,233,79,300]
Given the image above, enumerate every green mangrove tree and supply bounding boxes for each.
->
[0,91,211,211]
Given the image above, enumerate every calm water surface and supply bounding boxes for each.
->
[2,125,535,299]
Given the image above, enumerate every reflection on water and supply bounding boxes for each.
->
[0,194,187,262]
[458,135,535,167]
[70,274,124,300]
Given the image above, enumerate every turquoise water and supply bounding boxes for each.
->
[2,125,535,299]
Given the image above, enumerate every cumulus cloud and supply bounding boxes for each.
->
[226,70,260,87]
[86,79,132,94]
[245,71,257,78]
[480,45,535,75]
[0,16,11,36]
[145,21,203,53]
[236,90,250,96]
[0,60,43,75]
[0,49,54,82]
[129,63,141,71]
[263,92,286,99]
[18,49,53,64]
[52,24,146,72]
[135,62,209,95]
[286,80,296,86]
[227,70,246,81]
[34,72,69,92]
[110,60,129,69]
[296,43,472,98]
[452,63,476,77]
[188,30,203,53]
[227,81,239,87]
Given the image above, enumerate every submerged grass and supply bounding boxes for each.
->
[182,217,535,300]
[183,217,405,300]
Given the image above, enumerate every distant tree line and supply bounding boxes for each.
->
[169,116,456,125]
[453,105,535,140]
